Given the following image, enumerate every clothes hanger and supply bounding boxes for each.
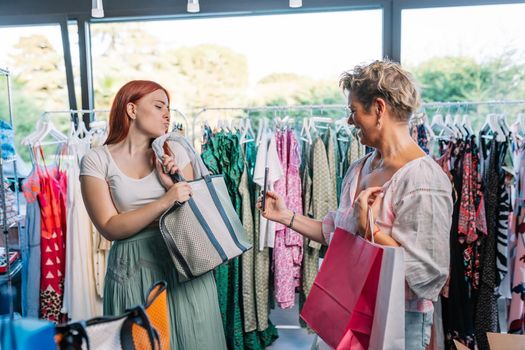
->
[421,113,436,140]
[274,115,293,131]
[231,117,241,131]
[300,117,313,145]
[518,113,525,135]
[76,120,91,142]
[498,113,510,136]
[335,118,352,141]
[256,117,269,146]
[444,111,459,138]
[23,113,68,146]
[481,113,505,142]
[461,114,474,136]
[35,121,68,146]
[430,112,445,132]
[431,112,456,140]
[309,116,333,139]
[22,114,47,145]
[69,114,91,141]
[452,113,466,138]
[240,113,255,144]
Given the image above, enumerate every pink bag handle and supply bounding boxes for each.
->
[368,206,375,244]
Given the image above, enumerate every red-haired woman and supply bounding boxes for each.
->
[80,80,226,349]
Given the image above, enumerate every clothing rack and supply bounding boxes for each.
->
[421,99,525,109]
[190,100,525,139]
[40,108,189,133]
[0,67,20,321]
[191,104,348,143]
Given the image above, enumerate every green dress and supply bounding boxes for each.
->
[103,228,227,350]
[302,132,337,298]
[201,129,278,350]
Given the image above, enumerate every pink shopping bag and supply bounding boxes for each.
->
[300,228,383,349]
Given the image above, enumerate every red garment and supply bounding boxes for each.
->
[36,148,68,322]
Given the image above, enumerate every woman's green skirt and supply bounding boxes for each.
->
[103,228,227,350]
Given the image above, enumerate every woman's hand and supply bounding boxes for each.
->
[353,187,384,237]
[164,181,192,204]
[256,191,292,225]
[155,154,179,190]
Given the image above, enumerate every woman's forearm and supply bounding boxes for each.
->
[99,197,171,241]
[278,210,326,245]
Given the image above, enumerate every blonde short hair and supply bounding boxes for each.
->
[339,60,421,122]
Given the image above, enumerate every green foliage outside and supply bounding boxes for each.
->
[410,52,525,129]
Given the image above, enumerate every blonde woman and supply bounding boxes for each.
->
[258,60,453,349]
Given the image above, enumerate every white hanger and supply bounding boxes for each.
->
[240,117,255,144]
[300,118,313,145]
[335,118,352,141]
[481,113,505,142]
[23,113,68,146]
[86,120,107,143]
[452,113,466,137]
[421,113,436,140]
[461,114,474,136]
[518,113,525,134]
[444,113,455,130]
[430,113,444,131]
[217,119,230,133]
[37,121,68,145]
[69,118,90,140]
[274,115,293,131]
[231,118,241,131]
[77,120,91,141]
[23,117,46,145]
[498,113,510,136]
[309,116,333,136]
[256,117,269,146]
[431,113,456,139]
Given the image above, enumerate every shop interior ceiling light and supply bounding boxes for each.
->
[187,0,200,13]
[289,0,302,8]
[91,0,104,18]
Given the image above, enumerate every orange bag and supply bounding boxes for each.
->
[132,281,170,350]
[56,281,170,350]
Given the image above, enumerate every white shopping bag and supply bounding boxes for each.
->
[368,245,405,350]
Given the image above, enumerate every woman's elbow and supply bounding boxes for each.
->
[93,220,123,242]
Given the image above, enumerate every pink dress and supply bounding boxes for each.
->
[273,129,304,308]
[322,153,453,311]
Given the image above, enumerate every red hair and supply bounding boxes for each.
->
[104,80,170,145]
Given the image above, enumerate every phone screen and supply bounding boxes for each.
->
[261,167,269,211]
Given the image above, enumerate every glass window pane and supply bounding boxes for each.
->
[402,4,525,104]
[91,10,383,115]
[0,24,71,162]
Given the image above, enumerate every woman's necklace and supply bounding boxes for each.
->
[368,155,384,172]
[369,156,383,172]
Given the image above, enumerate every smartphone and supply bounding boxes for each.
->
[261,167,269,211]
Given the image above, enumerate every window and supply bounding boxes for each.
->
[0,24,71,161]
[91,9,383,114]
[401,4,525,103]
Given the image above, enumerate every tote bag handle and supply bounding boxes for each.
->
[367,206,376,244]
